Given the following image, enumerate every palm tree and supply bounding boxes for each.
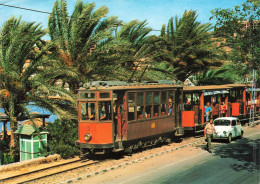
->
[112,20,155,82]
[48,0,121,92]
[158,10,224,81]
[0,17,76,150]
[193,64,239,85]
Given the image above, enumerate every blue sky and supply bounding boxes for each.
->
[0,0,245,35]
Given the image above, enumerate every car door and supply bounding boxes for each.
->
[231,120,237,137]
[236,120,242,136]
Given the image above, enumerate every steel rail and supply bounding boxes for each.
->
[0,159,100,184]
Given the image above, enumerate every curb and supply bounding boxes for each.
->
[60,138,204,184]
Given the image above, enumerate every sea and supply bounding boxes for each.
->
[0,105,58,132]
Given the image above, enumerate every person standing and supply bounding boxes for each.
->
[220,102,227,117]
[204,102,212,122]
[204,119,217,153]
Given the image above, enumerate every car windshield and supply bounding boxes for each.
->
[214,120,230,126]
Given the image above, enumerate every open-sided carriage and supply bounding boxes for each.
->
[182,85,231,133]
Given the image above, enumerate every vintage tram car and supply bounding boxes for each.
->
[182,85,232,133]
[182,84,260,133]
[76,81,184,155]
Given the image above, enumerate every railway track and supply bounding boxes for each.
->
[0,158,100,184]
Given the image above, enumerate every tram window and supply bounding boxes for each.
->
[137,93,144,105]
[80,92,95,99]
[161,92,166,104]
[194,94,200,105]
[146,92,152,105]
[137,93,144,119]
[81,103,95,120]
[168,91,174,115]
[145,92,152,118]
[145,106,151,118]
[98,101,112,121]
[137,106,145,119]
[100,92,110,99]
[153,92,159,104]
[167,103,173,115]
[161,104,167,116]
[153,92,160,117]
[128,93,135,121]
[153,105,159,117]
[168,91,174,103]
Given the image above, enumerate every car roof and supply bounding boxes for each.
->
[214,117,238,121]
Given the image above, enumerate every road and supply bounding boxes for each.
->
[77,126,260,184]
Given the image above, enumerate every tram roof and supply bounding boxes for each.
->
[79,83,182,91]
[224,84,247,88]
[184,85,232,91]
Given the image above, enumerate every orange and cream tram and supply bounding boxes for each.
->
[246,86,260,119]
[76,81,184,155]
[182,85,231,133]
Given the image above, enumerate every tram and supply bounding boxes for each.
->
[76,81,184,155]
[182,85,231,133]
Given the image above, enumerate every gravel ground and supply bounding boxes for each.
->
[9,123,260,184]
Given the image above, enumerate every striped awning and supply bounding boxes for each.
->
[204,90,229,96]
[203,92,213,96]
[220,90,229,94]
[246,88,260,92]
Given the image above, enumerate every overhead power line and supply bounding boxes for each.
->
[0,3,51,15]
[0,3,162,32]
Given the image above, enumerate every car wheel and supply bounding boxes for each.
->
[227,134,232,143]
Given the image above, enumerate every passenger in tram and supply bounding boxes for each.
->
[204,102,212,122]
[220,102,227,117]
[184,98,192,111]
[168,103,173,115]
[99,104,107,120]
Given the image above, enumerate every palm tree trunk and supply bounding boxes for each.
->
[9,119,18,148]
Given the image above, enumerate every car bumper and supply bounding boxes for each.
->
[213,134,229,139]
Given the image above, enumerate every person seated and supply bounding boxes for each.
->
[168,103,173,115]
[99,105,107,120]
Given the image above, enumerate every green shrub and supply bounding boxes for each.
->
[3,153,14,164]
[44,119,79,159]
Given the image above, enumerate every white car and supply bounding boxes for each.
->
[213,117,244,143]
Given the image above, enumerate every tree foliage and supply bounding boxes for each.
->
[210,0,260,82]
[193,63,240,85]
[0,17,76,149]
[157,10,224,81]
[48,0,122,92]
[45,119,78,159]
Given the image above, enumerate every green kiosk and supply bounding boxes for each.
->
[15,124,49,161]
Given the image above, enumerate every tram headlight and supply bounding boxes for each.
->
[84,133,92,141]
[223,131,226,135]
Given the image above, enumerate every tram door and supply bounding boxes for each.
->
[114,91,126,141]
[175,89,183,128]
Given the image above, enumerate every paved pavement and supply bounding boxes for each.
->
[77,126,260,184]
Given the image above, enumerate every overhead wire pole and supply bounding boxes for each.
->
[248,1,256,126]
